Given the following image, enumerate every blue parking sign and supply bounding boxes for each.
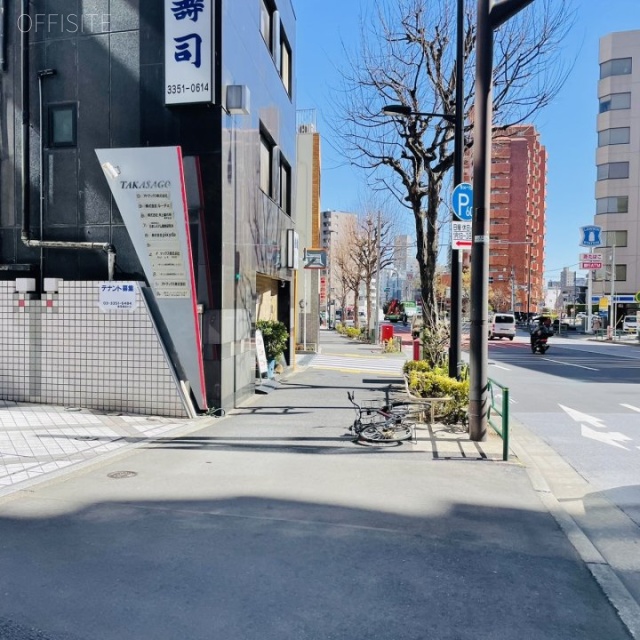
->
[452,183,473,221]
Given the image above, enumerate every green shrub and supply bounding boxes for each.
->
[256,319,289,361]
[345,327,362,339]
[406,369,469,425]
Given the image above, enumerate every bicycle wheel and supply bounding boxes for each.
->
[360,421,413,442]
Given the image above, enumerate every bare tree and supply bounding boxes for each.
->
[489,286,510,313]
[333,216,361,322]
[335,0,575,326]
[352,211,395,332]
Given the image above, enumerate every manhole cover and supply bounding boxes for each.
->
[107,471,138,479]
[74,436,98,441]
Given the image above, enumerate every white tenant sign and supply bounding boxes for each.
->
[451,221,472,250]
[579,252,603,270]
[165,0,214,105]
[99,282,138,312]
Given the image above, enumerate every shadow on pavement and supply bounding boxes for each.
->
[0,495,632,640]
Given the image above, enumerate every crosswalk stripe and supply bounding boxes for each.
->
[307,354,406,375]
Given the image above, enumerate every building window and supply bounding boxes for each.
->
[260,0,275,54]
[614,264,627,281]
[260,130,273,196]
[599,92,631,113]
[600,57,632,79]
[597,162,629,180]
[280,28,292,96]
[604,230,627,247]
[596,196,628,214]
[280,156,291,215]
[48,104,77,147]
[598,127,630,147]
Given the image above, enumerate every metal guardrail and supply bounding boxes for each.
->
[487,378,510,461]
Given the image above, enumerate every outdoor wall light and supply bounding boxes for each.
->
[101,162,121,179]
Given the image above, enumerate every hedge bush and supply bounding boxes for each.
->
[404,361,469,425]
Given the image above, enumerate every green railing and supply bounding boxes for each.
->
[487,378,510,461]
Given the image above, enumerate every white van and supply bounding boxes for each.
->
[622,315,638,333]
[488,313,516,340]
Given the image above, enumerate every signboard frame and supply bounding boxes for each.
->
[165,0,214,105]
[451,221,472,250]
[255,330,269,377]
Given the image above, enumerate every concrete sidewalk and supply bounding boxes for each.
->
[0,330,636,639]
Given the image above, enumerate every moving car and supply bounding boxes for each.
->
[488,313,516,340]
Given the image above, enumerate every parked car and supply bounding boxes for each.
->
[488,313,516,340]
[622,315,638,332]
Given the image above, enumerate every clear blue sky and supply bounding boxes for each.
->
[295,0,640,281]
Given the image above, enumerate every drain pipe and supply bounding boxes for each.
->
[20,0,116,282]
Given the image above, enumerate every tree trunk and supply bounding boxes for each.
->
[414,180,441,327]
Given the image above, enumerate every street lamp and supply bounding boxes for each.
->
[381,104,456,123]
[469,0,535,442]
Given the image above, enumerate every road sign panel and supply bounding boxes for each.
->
[579,225,602,247]
[451,221,472,250]
[304,248,327,269]
[452,183,473,221]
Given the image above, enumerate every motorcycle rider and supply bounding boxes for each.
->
[530,316,553,349]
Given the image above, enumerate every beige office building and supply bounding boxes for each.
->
[592,30,640,316]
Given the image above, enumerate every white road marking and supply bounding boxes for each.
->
[559,404,607,429]
[541,357,599,371]
[581,424,632,450]
[490,364,510,371]
[621,403,640,413]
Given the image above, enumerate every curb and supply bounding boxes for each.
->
[509,419,640,639]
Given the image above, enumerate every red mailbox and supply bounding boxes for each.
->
[413,338,421,361]
[380,325,394,342]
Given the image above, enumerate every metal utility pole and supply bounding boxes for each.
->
[469,0,535,442]
[510,266,515,313]
[374,210,382,343]
[526,253,533,323]
[448,0,465,380]
[610,242,616,339]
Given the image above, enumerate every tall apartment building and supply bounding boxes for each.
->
[295,110,322,349]
[591,30,640,318]
[487,125,547,315]
[320,210,357,315]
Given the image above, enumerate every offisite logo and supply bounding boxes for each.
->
[17,14,111,34]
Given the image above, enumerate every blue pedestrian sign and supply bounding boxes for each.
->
[579,225,602,247]
[452,183,473,221]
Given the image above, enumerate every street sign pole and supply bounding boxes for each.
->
[448,0,465,380]
[586,269,593,334]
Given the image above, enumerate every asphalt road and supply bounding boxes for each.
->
[483,330,640,526]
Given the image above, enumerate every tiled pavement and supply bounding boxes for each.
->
[0,400,204,495]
